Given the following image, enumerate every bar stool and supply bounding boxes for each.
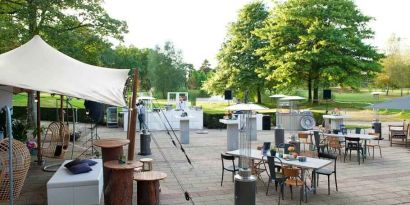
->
[140,158,153,171]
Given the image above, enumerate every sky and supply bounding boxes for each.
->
[104,0,410,68]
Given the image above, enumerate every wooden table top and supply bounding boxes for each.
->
[134,171,167,181]
[93,138,130,148]
[104,160,143,170]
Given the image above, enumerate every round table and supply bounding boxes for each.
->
[94,138,130,205]
[134,171,167,205]
[104,160,143,205]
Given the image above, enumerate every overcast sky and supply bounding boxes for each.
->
[104,0,410,68]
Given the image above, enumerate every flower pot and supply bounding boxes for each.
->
[270,150,276,157]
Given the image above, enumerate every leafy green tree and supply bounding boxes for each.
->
[199,59,212,73]
[101,46,152,91]
[203,1,269,103]
[0,0,127,126]
[148,42,187,98]
[256,0,383,102]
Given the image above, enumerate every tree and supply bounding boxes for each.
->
[199,59,212,73]
[256,0,383,103]
[101,46,152,91]
[203,1,269,103]
[381,34,410,96]
[0,0,127,126]
[148,42,187,98]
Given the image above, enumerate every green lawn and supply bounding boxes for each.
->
[11,90,410,119]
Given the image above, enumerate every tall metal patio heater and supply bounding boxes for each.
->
[225,103,268,205]
[269,94,287,147]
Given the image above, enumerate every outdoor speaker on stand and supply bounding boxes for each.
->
[78,100,104,158]
[323,89,332,113]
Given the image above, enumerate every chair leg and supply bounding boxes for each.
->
[334,173,338,192]
[372,147,375,159]
[266,180,270,196]
[327,175,330,195]
[317,174,319,187]
[379,146,382,158]
[232,172,234,182]
[357,149,360,165]
[290,185,293,200]
[221,170,224,186]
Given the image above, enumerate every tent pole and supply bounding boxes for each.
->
[36,91,42,165]
[128,68,138,161]
[60,95,64,122]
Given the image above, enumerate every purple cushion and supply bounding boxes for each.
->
[68,162,92,174]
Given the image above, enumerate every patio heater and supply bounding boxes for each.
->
[269,94,286,147]
[226,103,267,205]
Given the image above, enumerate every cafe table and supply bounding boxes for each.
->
[219,119,239,151]
[324,133,377,157]
[134,171,167,205]
[226,149,332,198]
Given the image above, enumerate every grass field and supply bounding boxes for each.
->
[12,89,410,120]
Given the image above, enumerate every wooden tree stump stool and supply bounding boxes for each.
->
[104,160,142,205]
[94,139,130,205]
[140,158,153,171]
[134,171,167,205]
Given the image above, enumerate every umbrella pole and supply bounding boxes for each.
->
[36,91,42,165]
[60,95,64,122]
[128,68,139,161]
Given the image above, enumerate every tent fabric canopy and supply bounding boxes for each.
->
[368,95,410,110]
[0,35,129,107]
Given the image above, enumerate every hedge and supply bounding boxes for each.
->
[13,106,92,123]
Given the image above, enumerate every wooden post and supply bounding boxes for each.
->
[36,91,42,165]
[128,68,138,161]
[60,95,64,122]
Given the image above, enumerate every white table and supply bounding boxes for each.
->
[324,133,377,157]
[47,159,103,205]
[227,149,331,198]
[323,115,349,130]
[219,119,239,151]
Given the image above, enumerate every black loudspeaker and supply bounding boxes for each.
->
[84,100,104,122]
[323,89,332,100]
[224,90,233,100]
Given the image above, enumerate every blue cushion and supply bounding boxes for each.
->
[68,162,92,174]
[80,159,98,166]
[64,159,98,169]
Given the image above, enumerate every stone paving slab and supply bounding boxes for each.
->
[2,124,410,205]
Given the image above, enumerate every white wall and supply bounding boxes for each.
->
[0,86,13,109]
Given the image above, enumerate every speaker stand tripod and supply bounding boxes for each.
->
[78,120,100,158]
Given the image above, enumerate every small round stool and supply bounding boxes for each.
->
[140,158,153,171]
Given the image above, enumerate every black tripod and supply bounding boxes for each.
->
[78,115,100,158]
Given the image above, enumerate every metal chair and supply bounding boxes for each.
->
[316,152,338,195]
[283,166,306,203]
[344,137,364,165]
[266,156,286,205]
[42,122,70,172]
[313,131,327,153]
[220,153,238,186]
[366,132,383,159]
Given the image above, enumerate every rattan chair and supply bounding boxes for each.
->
[0,139,30,201]
[42,122,70,172]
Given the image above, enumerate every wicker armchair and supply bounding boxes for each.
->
[0,139,30,201]
[42,122,70,172]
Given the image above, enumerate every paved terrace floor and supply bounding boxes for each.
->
[2,124,410,205]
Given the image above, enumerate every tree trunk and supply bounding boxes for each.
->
[27,1,38,128]
[308,78,312,103]
[313,79,319,104]
[386,85,389,96]
[257,87,262,104]
[400,87,403,96]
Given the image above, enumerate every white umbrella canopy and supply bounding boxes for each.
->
[269,94,287,98]
[0,35,129,106]
[279,96,305,101]
[225,103,268,111]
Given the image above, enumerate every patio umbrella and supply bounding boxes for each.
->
[368,95,410,110]
[269,94,287,98]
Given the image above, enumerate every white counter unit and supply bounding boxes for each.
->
[123,109,203,131]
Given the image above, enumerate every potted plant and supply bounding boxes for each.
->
[270,147,277,157]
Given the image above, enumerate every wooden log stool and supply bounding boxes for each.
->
[134,171,167,205]
[103,160,143,205]
[140,158,153,171]
[93,139,130,205]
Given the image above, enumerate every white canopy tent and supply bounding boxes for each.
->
[0,35,129,107]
